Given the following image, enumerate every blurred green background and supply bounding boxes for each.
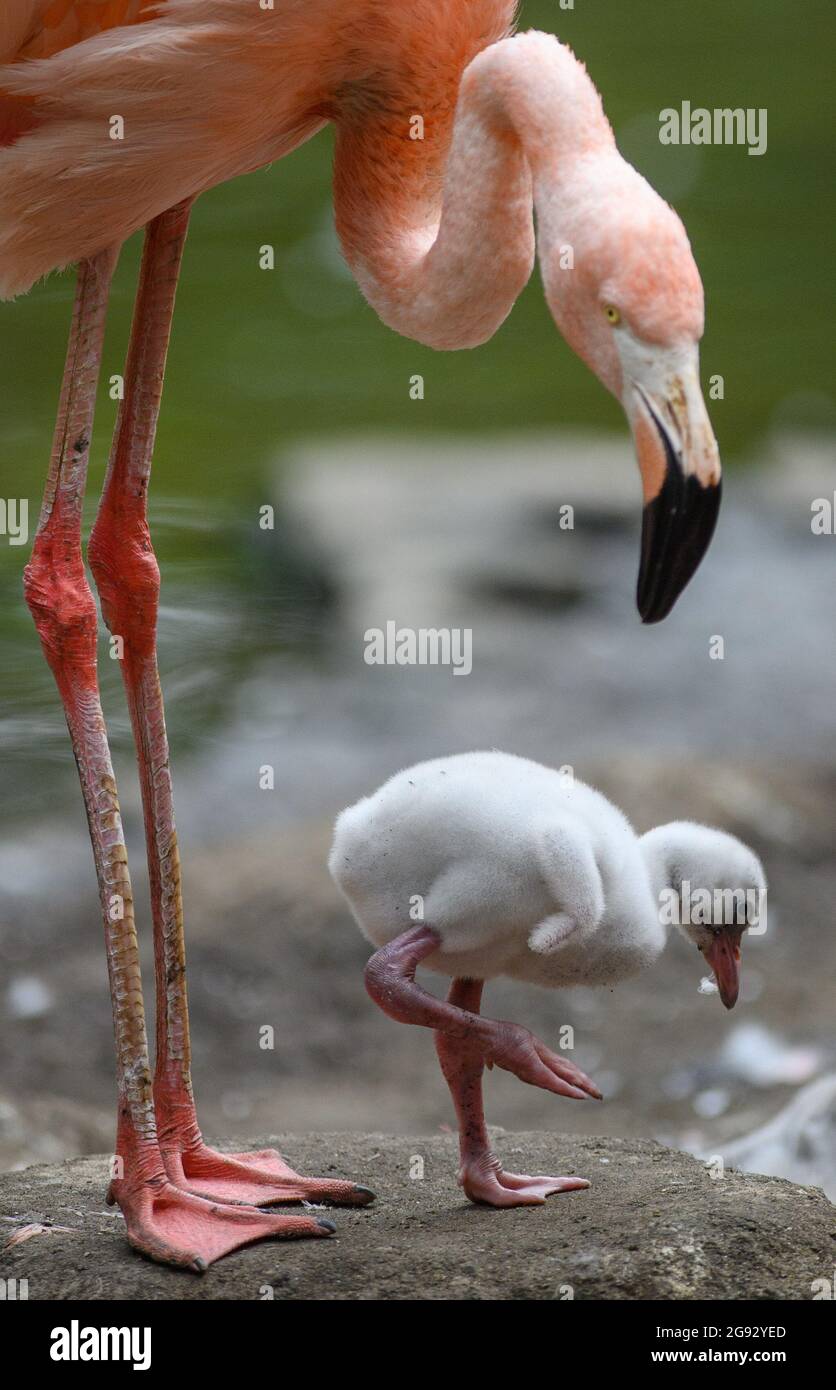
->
[0,0,833,805]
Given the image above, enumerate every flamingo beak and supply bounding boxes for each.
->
[703,934,741,1010]
[628,353,722,624]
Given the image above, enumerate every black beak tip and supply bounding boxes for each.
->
[636,437,722,624]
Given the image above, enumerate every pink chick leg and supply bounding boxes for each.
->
[436,978,590,1206]
[365,926,597,1208]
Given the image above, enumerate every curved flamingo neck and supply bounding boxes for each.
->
[333,32,615,350]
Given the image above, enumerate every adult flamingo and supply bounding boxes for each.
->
[1,1,722,1270]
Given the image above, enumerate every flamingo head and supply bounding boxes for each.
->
[641,823,767,1010]
[540,153,722,623]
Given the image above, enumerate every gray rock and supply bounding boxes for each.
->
[1,1133,833,1301]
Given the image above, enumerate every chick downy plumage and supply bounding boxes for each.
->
[330,751,767,1208]
[330,750,765,991]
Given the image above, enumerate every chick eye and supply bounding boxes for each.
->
[604,304,621,325]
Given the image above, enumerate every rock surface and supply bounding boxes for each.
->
[1,1133,833,1301]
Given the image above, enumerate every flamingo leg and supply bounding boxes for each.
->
[365,926,595,1207]
[436,979,590,1207]
[88,203,373,1213]
[25,247,335,1269]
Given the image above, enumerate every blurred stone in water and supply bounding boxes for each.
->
[693,1087,731,1119]
[6,976,54,1020]
[715,1074,836,1201]
[719,1022,822,1088]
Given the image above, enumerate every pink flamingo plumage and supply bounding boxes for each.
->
[1,0,722,1271]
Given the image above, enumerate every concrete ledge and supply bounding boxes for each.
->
[1,1133,832,1301]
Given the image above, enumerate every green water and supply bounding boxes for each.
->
[0,0,832,782]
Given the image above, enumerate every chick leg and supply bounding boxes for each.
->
[435,978,590,1206]
[365,926,596,1207]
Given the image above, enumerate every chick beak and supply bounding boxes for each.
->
[630,354,722,624]
[703,934,741,1010]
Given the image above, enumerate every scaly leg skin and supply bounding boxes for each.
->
[88,204,373,1213]
[436,979,590,1206]
[26,249,337,1271]
[366,926,599,1208]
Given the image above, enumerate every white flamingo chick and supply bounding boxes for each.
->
[329,751,767,1208]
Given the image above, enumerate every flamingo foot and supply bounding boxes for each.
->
[460,1152,590,1208]
[486,1023,603,1100]
[164,1141,376,1210]
[107,1176,335,1272]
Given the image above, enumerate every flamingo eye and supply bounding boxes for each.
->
[604,304,621,325]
